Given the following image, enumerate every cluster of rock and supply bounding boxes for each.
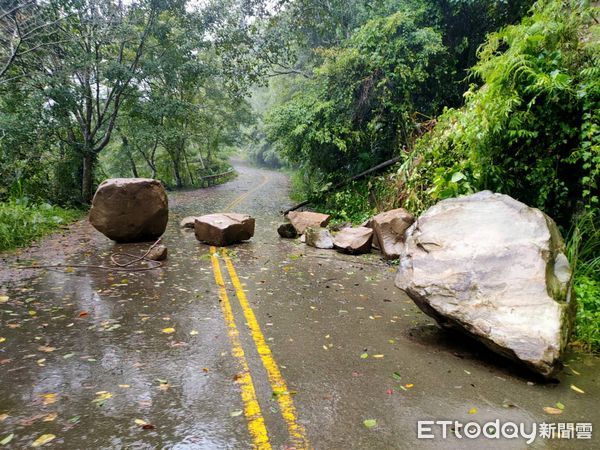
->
[89,178,256,257]
[89,178,575,377]
[278,208,415,258]
[281,192,575,377]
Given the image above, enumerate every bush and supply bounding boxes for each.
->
[567,210,600,351]
[398,0,599,224]
[266,8,447,181]
[0,199,82,252]
[573,275,600,352]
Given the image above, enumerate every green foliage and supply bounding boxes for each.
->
[566,210,600,351]
[266,9,446,182]
[400,0,599,223]
[573,275,600,352]
[292,174,403,224]
[0,198,81,252]
[310,181,375,224]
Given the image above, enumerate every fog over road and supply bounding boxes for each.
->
[0,159,598,449]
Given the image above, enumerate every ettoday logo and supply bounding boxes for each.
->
[417,420,593,443]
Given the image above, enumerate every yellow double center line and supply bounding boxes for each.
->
[208,170,310,449]
[211,248,270,448]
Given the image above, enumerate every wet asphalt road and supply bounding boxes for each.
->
[0,160,599,449]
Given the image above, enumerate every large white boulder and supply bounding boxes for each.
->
[395,191,575,378]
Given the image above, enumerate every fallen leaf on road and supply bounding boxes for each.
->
[0,338,5,344]
[142,424,155,430]
[38,346,56,353]
[0,296,8,303]
[468,407,477,414]
[31,434,56,447]
[556,402,565,410]
[118,384,130,389]
[43,413,57,422]
[543,406,563,415]
[0,434,14,445]
[404,384,414,389]
[0,414,8,422]
[134,419,147,426]
[372,354,384,358]
[161,328,175,334]
[78,311,89,318]
[570,384,585,394]
[363,419,377,429]
[360,353,368,359]
[230,410,243,417]
[92,392,112,405]
[189,330,198,336]
[42,393,57,405]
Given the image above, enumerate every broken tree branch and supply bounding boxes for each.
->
[282,156,402,215]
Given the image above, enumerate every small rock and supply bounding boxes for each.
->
[371,208,415,259]
[299,234,306,243]
[89,178,168,242]
[333,227,373,255]
[304,227,334,249]
[147,244,168,261]
[277,222,298,239]
[180,216,199,229]
[287,211,330,234]
[194,213,255,246]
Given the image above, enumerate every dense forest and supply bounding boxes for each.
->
[0,1,599,348]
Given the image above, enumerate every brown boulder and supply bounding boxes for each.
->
[333,227,373,255]
[287,211,330,234]
[89,178,168,243]
[361,218,380,249]
[371,208,415,259]
[277,222,298,239]
[194,213,255,246]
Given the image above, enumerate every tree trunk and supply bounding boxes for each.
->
[82,152,95,204]
[173,158,183,189]
[122,136,139,177]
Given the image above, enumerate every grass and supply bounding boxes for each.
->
[0,199,82,252]
[566,210,600,352]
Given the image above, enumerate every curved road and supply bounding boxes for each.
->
[0,160,598,449]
